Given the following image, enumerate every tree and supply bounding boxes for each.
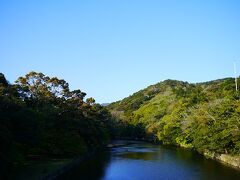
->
[86,97,95,105]
[0,73,8,87]
[15,71,71,100]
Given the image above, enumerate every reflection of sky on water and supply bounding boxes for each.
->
[57,141,240,180]
[102,141,240,180]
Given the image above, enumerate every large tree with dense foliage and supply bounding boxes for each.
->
[0,72,115,178]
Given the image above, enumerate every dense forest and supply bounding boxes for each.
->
[0,72,119,178]
[108,78,240,156]
[1,72,240,178]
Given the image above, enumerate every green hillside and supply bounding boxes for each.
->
[108,78,240,155]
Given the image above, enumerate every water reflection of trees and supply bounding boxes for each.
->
[119,151,160,161]
[57,150,111,180]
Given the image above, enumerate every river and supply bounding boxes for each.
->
[57,140,240,180]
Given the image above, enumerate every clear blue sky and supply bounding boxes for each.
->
[1,0,240,103]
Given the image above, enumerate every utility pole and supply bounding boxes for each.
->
[234,62,238,91]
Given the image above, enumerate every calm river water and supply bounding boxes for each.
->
[58,140,240,180]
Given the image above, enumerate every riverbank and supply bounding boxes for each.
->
[114,139,240,170]
[40,151,96,180]
[177,142,240,170]
[204,150,240,169]
[10,158,72,180]
[10,150,99,180]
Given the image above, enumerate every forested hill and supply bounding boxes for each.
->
[108,78,240,155]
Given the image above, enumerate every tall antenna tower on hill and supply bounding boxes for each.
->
[234,62,238,91]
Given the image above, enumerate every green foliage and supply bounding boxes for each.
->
[0,72,115,177]
[109,78,240,155]
[2,71,240,177]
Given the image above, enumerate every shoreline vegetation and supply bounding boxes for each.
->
[1,71,240,179]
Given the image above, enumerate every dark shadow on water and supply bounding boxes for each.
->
[56,150,111,180]
[118,151,159,161]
